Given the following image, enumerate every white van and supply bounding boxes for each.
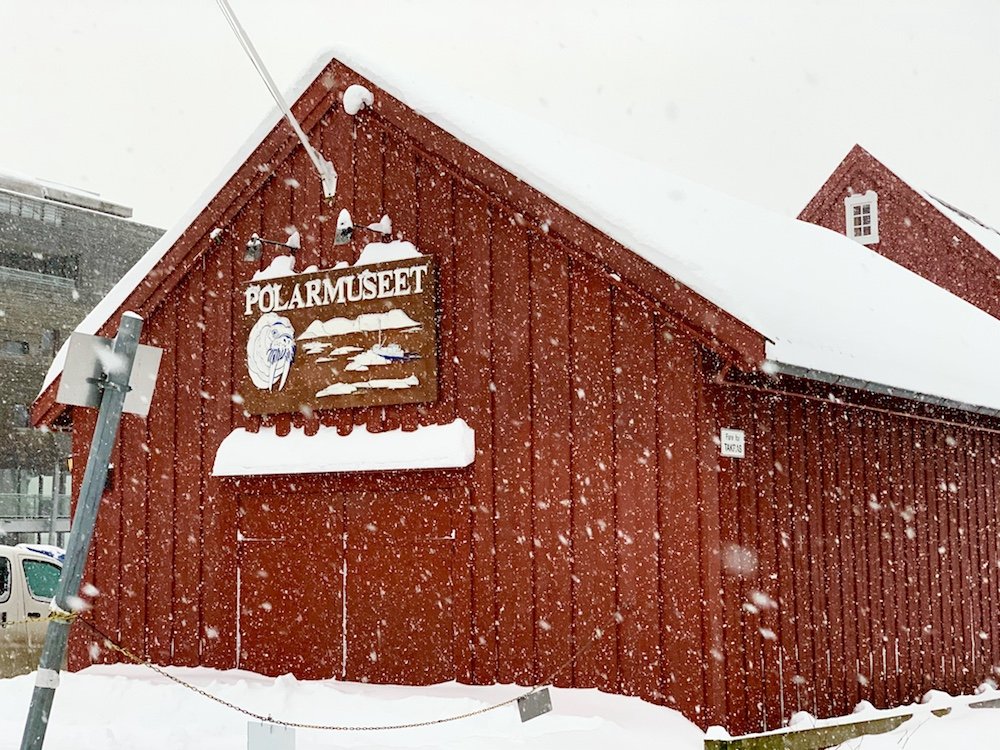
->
[0,544,64,677]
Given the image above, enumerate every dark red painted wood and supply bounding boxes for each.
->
[530,238,573,685]
[144,303,176,664]
[656,327,706,718]
[172,269,205,666]
[612,290,660,698]
[491,215,534,684]
[452,187,497,684]
[569,261,618,692]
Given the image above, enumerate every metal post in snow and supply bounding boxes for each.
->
[20,312,144,750]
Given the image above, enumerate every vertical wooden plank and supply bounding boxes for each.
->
[321,103,355,269]
[911,420,934,694]
[530,239,573,685]
[895,419,919,702]
[492,214,534,683]
[452,189,496,683]
[92,424,123,662]
[926,423,941,689]
[657,328,706,718]
[754,395,782,730]
[201,228,237,668]
[988,436,1000,671]
[834,405,860,710]
[382,137,420,432]
[971,430,990,677]
[876,412,898,708]
[936,423,961,693]
[144,303,176,664]
[804,402,831,718]
[772,398,797,723]
[611,290,660,699]
[787,398,815,714]
[849,409,873,703]
[233,194,263,436]
[819,403,844,717]
[719,389,747,729]
[352,117,385,434]
[569,261,617,692]
[172,268,204,665]
[118,412,148,657]
[862,410,887,706]
[415,157,457,428]
[67,408,99,668]
[694,348,726,727]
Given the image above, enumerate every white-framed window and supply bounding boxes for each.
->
[844,190,879,244]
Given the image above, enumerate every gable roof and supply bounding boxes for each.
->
[33,57,1000,424]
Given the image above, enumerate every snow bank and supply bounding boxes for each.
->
[0,664,702,749]
[212,418,475,476]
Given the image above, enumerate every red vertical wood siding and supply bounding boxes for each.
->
[715,384,1000,734]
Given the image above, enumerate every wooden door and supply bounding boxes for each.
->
[344,489,457,685]
[237,493,342,680]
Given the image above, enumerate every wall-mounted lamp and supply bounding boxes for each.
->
[334,209,393,246]
[244,231,301,261]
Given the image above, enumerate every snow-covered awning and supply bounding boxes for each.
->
[212,418,475,476]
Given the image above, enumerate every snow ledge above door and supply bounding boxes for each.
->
[212,418,475,476]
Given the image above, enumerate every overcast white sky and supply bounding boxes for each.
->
[0,1,997,232]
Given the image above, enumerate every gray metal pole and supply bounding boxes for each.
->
[20,313,144,750]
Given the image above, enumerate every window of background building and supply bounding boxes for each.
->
[0,193,63,226]
[11,405,28,428]
[0,339,30,356]
[844,190,880,245]
[40,328,60,356]
[0,249,78,281]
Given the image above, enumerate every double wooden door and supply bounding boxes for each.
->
[237,488,458,684]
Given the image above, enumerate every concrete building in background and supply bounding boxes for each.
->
[0,172,162,545]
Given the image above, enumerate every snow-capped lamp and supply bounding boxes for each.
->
[244,231,301,261]
[334,209,393,245]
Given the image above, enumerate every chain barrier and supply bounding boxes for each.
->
[70,606,625,732]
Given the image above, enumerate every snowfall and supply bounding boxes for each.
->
[3,665,1000,749]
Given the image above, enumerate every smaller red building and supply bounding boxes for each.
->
[800,144,1000,320]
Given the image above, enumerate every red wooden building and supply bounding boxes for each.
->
[33,59,1000,735]
[800,144,1000,321]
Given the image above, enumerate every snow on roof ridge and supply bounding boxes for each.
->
[926,193,1000,236]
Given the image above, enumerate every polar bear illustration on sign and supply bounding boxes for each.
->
[247,313,296,391]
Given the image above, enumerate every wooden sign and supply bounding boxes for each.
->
[237,256,437,415]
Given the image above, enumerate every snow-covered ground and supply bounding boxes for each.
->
[0,665,701,749]
[4,665,1000,748]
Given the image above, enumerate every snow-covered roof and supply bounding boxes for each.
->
[213,419,474,476]
[41,53,1000,415]
[923,192,1000,262]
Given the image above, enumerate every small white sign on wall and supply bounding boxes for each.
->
[720,428,745,458]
